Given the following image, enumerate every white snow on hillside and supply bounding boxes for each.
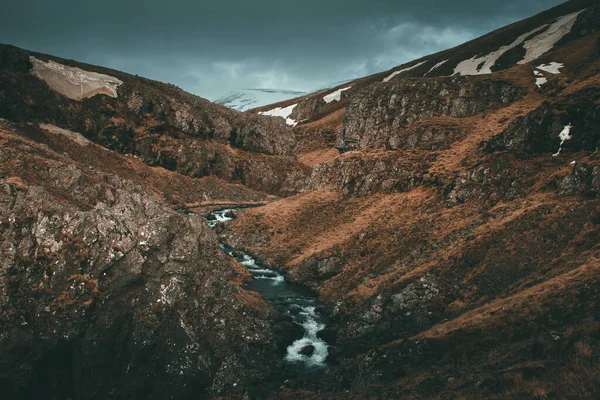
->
[215,88,306,111]
[533,61,565,88]
[453,25,548,76]
[424,59,448,76]
[383,60,428,82]
[553,123,573,156]
[454,10,583,76]
[534,70,547,87]
[259,104,298,126]
[535,76,548,88]
[323,86,352,103]
[537,62,564,74]
[519,11,583,65]
[30,56,123,101]
[535,78,547,88]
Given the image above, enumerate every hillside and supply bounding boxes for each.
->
[252,0,599,154]
[1,0,600,399]
[224,0,600,398]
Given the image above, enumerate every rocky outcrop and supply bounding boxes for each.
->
[0,125,282,399]
[555,160,600,197]
[445,154,524,206]
[389,119,463,151]
[134,134,311,197]
[485,89,600,155]
[337,77,524,151]
[484,102,558,153]
[289,97,326,122]
[309,151,429,197]
[121,85,297,156]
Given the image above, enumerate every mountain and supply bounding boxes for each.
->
[215,88,307,111]
[214,79,356,113]
[253,0,600,146]
[228,0,600,398]
[1,0,600,399]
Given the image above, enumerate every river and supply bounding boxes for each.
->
[207,208,329,371]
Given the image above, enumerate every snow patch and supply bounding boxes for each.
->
[537,62,564,74]
[424,59,448,76]
[383,60,428,82]
[535,76,548,88]
[519,11,583,65]
[453,25,548,76]
[323,86,352,103]
[259,104,298,126]
[30,56,123,101]
[533,62,565,88]
[552,123,573,157]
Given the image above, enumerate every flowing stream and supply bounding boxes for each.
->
[207,209,329,371]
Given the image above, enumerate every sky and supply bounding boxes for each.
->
[0,0,565,101]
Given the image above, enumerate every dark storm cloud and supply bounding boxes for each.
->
[0,0,565,100]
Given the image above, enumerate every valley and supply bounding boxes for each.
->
[1,0,600,399]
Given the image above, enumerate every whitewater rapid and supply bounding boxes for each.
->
[208,208,329,369]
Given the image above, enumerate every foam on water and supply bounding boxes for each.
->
[209,209,236,228]
[255,274,286,284]
[208,209,330,370]
[285,305,329,366]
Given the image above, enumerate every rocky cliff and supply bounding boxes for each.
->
[0,120,296,399]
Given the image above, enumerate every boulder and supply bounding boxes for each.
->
[299,345,316,357]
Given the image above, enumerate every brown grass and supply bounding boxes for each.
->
[418,259,600,340]
[575,341,593,357]
[297,148,340,167]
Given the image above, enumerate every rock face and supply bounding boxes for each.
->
[289,97,326,122]
[0,123,281,399]
[556,161,600,197]
[133,134,311,197]
[444,154,524,206]
[309,151,428,197]
[485,90,600,155]
[337,76,524,151]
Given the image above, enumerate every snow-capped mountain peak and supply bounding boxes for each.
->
[215,88,307,111]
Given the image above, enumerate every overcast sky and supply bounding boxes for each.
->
[1,0,565,101]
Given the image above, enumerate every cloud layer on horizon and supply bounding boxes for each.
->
[0,0,564,100]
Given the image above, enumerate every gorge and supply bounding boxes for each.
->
[208,208,330,372]
[1,0,600,399]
